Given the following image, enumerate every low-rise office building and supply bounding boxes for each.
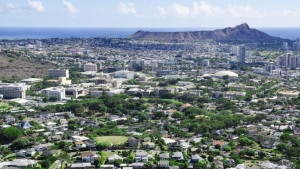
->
[41,87,65,101]
[0,83,28,99]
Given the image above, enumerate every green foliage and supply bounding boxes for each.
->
[10,138,30,150]
[239,137,252,146]
[0,127,23,143]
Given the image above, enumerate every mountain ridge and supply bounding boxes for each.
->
[128,23,283,42]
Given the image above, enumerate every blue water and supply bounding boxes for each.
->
[0,27,299,40]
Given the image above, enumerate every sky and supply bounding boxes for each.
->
[1,0,300,28]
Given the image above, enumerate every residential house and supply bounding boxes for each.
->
[81,152,100,163]
[131,162,145,168]
[226,159,236,166]
[16,149,36,157]
[35,111,53,119]
[50,135,62,141]
[236,164,249,169]
[188,154,204,168]
[142,142,155,149]
[2,159,37,168]
[213,129,226,139]
[276,159,293,169]
[128,137,139,147]
[75,141,87,149]
[159,153,170,160]
[260,162,278,169]
[261,140,279,149]
[135,151,148,162]
[69,163,92,169]
[3,115,15,123]
[43,150,58,157]
[84,139,96,148]
[172,152,184,161]
[159,160,169,168]
[20,121,33,129]
[108,154,123,163]
[34,143,53,152]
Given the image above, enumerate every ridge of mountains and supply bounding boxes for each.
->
[129,23,284,42]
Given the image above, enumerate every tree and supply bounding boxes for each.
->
[114,159,122,167]
[171,112,183,120]
[57,152,71,169]
[49,96,58,102]
[98,152,107,165]
[0,127,23,143]
[223,145,232,152]
[239,150,246,157]
[10,138,30,150]
[258,151,266,158]
[208,155,214,162]
[215,144,221,149]
[239,137,252,146]
[144,161,154,169]
[96,142,111,150]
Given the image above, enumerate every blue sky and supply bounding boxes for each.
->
[0,0,300,27]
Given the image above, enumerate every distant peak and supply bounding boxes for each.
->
[234,23,250,29]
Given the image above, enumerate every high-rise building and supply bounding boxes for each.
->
[201,60,210,66]
[230,46,239,56]
[265,62,276,72]
[48,69,69,78]
[283,42,288,50]
[277,56,285,67]
[96,62,102,70]
[36,41,42,48]
[297,38,300,50]
[245,51,250,57]
[293,42,298,51]
[290,56,298,69]
[84,63,97,72]
[238,45,246,64]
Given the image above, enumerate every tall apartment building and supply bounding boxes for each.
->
[41,87,65,101]
[84,63,97,72]
[36,41,42,48]
[238,45,246,64]
[0,83,28,99]
[48,69,69,78]
[277,56,285,67]
[201,60,210,67]
[297,38,300,50]
[278,54,299,69]
[96,62,102,70]
[283,42,288,50]
[293,42,298,51]
[230,46,239,56]
[265,62,276,72]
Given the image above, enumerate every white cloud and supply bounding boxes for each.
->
[227,4,263,17]
[27,0,44,12]
[63,0,79,14]
[193,1,221,16]
[117,2,137,14]
[157,6,168,15]
[170,3,190,17]
[274,9,300,17]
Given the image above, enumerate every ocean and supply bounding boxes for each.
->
[0,27,300,40]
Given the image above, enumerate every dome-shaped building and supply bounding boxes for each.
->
[213,71,238,79]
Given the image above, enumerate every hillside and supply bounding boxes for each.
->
[129,23,283,42]
[0,52,56,80]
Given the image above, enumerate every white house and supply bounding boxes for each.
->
[81,152,100,163]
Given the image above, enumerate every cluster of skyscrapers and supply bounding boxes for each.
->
[283,38,300,51]
[277,53,300,69]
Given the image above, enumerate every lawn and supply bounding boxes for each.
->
[0,102,9,109]
[95,136,128,145]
